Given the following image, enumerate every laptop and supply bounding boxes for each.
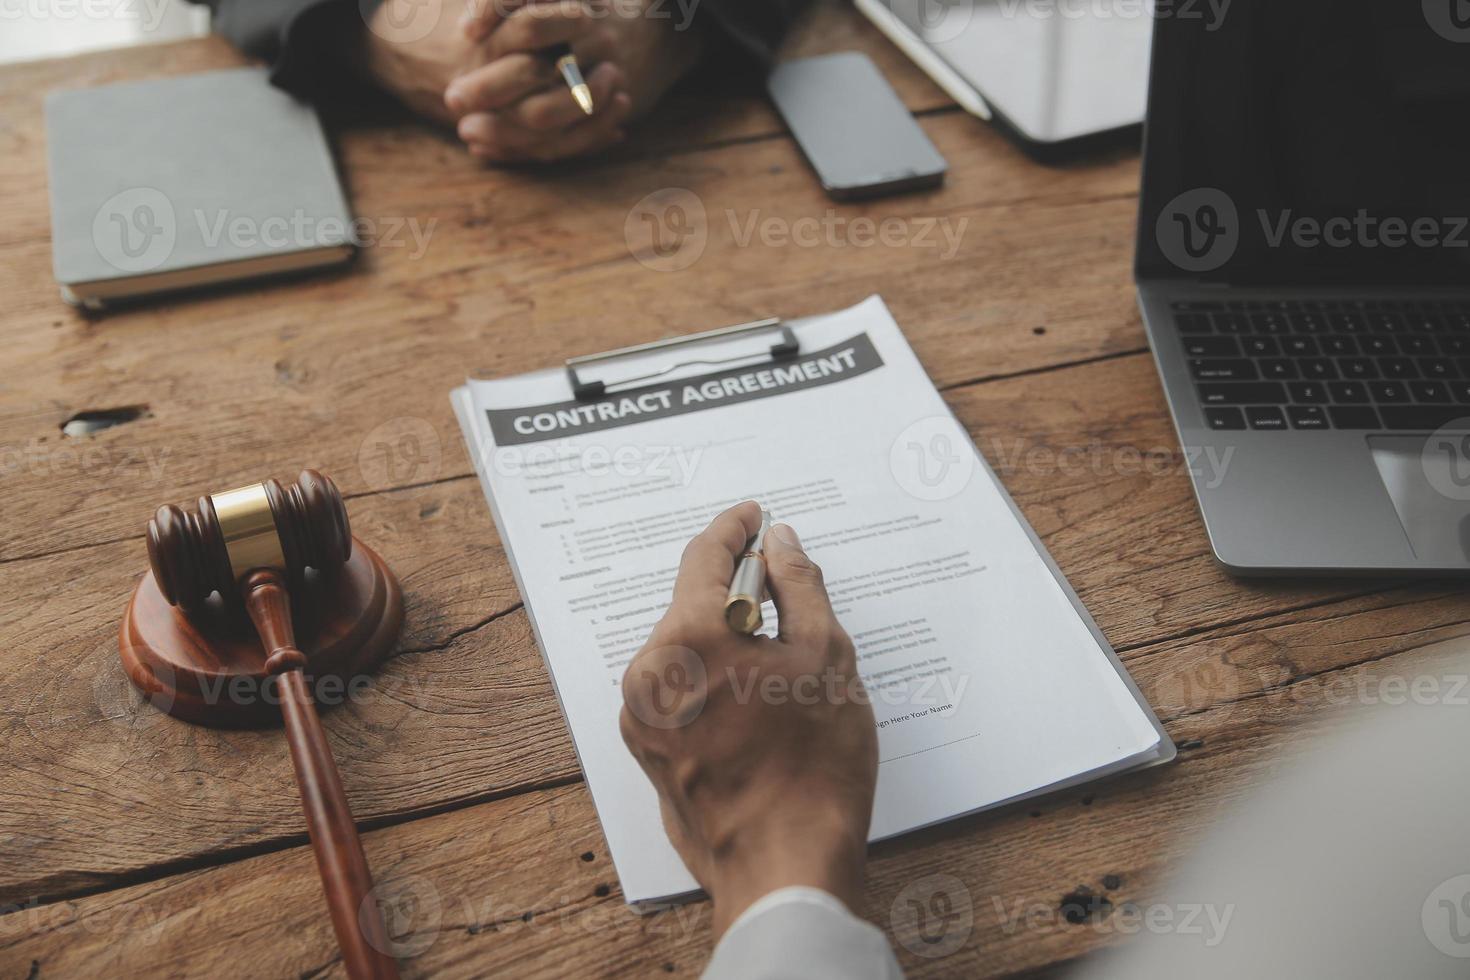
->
[1135,0,1470,574]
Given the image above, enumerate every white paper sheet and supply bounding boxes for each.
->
[452,296,1171,903]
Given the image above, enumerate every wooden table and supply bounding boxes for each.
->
[3,4,1467,976]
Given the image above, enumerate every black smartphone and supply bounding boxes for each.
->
[767,52,947,201]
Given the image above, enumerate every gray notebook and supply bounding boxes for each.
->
[46,67,354,309]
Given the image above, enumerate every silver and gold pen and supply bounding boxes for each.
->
[724,510,772,634]
[548,42,594,116]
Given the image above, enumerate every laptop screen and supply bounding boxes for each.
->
[1135,0,1470,286]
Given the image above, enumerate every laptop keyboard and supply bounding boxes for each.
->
[1171,300,1470,431]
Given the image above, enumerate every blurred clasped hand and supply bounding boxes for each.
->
[363,0,703,162]
[619,501,880,937]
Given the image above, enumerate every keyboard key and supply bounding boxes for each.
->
[1244,336,1280,356]
[1191,359,1259,380]
[1339,358,1377,380]
[1212,313,1250,333]
[1399,336,1435,356]
[1420,357,1455,379]
[1328,406,1381,429]
[1362,336,1398,355]
[1329,381,1370,403]
[1379,405,1470,430]
[1290,313,1328,333]
[1368,313,1405,332]
[1300,358,1338,380]
[1174,301,1224,311]
[1250,313,1289,334]
[1408,314,1444,332]
[1198,382,1287,405]
[1260,359,1298,380]
[1329,312,1367,332]
[1183,336,1241,357]
[1203,407,1247,430]
[1288,406,1330,429]
[1176,313,1212,333]
[1371,381,1410,403]
[1439,336,1470,355]
[1321,336,1359,356]
[1246,406,1287,430]
[1288,382,1329,403]
[1454,382,1470,403]
[1412,381,1453,403]
[1379,357,1418,379]
[1283,337,1319,356]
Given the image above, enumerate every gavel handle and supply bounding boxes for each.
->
[243,570,400,980]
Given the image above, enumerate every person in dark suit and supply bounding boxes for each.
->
[189,0,811,162]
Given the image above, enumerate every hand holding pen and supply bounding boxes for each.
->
[620,502,878,939]
[445,0,702,163]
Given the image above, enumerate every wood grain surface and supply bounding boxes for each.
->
[2,2,1467,977]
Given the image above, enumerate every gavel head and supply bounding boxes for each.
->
[147,469,351,612]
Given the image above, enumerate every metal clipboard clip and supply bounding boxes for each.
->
[565,317,800,400]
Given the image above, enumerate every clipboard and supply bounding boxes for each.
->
[564,317,799,400]
[451,296,1174,906]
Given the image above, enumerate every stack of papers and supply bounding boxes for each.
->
[452,296,1173,904]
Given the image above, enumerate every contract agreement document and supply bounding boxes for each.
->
[452,296,1173,904]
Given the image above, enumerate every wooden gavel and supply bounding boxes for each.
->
[133,471,401,980]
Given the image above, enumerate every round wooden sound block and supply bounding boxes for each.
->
[120,538,403,728]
